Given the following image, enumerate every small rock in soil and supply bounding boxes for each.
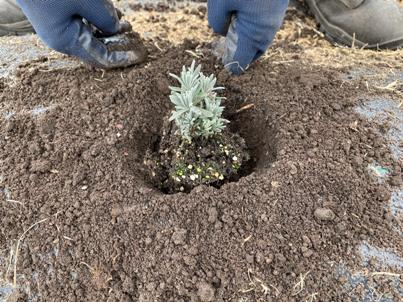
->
[314,208,336,222]
[389,176,401,187]
[276,253,287,263]
[197,282,215,302]
[207,207,218,223]
[288,162,298,175]
[255,251,264,264]
[172,228,187,245]
[301,246,314,258]
[155,77,170,95]
[246,254,254,264]
[331,103,342,111]
[302,235,312,247]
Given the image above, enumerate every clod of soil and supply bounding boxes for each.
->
[104,31,149,63]
[145,117,249,193]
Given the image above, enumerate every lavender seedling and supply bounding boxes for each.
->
[169,61,228,141]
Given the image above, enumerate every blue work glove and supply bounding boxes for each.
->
[208,0,289,75]
[16,0,147,69]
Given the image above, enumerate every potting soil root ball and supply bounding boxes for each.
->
[146,126,249,193]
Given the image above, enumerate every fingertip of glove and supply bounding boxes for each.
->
[224,61,246,76]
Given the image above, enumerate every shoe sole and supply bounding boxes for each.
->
[0,20,34,37]
[307,0,403,50]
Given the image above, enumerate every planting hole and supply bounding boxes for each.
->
[140,91,277,195]
[122,62,277,195]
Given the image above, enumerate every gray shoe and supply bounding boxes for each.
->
[305,0,403,49]
[0,0,34,36]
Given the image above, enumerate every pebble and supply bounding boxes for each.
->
[255,251,264,264]
[390,176,401,187]
[310,235,321,249]
[172,228,187,245]
[276,253,287,263]
[289,164,298,175]
[301,246,314,258]
[302,235,311,247]
[331,103,342,111]
[265,255,273,264]
[246,254,254,264]
[207,207,218,223]
[197,282,215,302]
[314,208,335,222]
[188,246,199,256]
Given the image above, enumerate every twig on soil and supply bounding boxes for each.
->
[236,104,255,114]
[13,217,49,287]
[351,213,360,219]
[154,42,163,52]
[5,199,23,206]
[241,235,253,246]
[269,284,280,297]
[80,261,94,272]
[292,270,311,296]
[271,113,287,125]
[272,60,295,65]
[239,287,254,294]
[370,272,401,278]
[305,292,318,302]
[374,79,402,91]
[239,268,280,297]
[185,50,201,58]
[9,210,63,288]
[63,236,74,241]
[254,276,270,295]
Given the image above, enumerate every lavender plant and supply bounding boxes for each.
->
[169,61,228,141]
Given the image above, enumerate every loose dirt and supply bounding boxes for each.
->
[1,41,401,301]
[1,4,402,302]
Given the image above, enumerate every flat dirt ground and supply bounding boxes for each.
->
[0,1,402,302]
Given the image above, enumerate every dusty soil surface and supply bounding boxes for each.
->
[1,3,402,302]
[1,40,402,301]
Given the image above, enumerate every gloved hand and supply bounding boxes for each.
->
[16,0,147,69]
[208,0,289,75]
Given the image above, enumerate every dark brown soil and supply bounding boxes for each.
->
[1,41,402,302]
